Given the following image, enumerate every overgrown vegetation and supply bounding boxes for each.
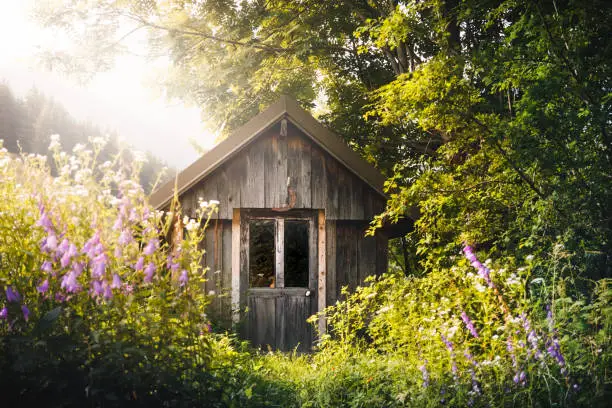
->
[2,0,611,406]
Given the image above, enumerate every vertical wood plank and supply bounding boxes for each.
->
[270,130,288,208]
[346,224,359,291]
[231,208,241,323]
[287,130,302,208]
[300,135,312,209]
[220,220,233,326]
[275,296,286,350]
[325,220,336,307]
[351,174,364,220]
[358,230,377,285]
[311,145,327,209]
[325,155,339,219]
[226,156,244,210]
[217,166,230,219]
[243,140,265,207]
[275,218,285,288]
[317,210,326,336]
[337,167,353,219]
[200,172,220,219]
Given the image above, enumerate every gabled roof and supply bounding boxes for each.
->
[149,95,387,209]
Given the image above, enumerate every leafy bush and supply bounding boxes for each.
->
[260,246,610,407]
[0,138,220,406]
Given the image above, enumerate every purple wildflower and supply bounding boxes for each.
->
[37,279,49,294]
[60,251,72,268]
[21,305,30,321]
[6,286,20,303]
[83,232,101,259]
[464,351,481,395]
[461,311,479,338]
[546,338,566,368]
[112,216,123,231]
[462,244,495,288]
[91,280,104,298]
[58,238,70,254]
[41,261,53,273]
[111,273,122,289]
[123,284,134,295]
[167,255,180,272]
[91,253,107,279]
[129,208,138,222]
[178,270,189,287]
[118,229,132,246]
[143,238,158,256]
[144,262,156,283]
[513,371,526,386]
[0,306,7,320]
[134,256,144,271]
[61,270,80,293]
[55,292,66,302]
[419,360,430,388]
[43,234,58,252]
[37,210,54,232]
[440,333,454,350]
[102,281,113,300]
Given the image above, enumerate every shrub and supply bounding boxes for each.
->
[261,245,610,407]
[0,138,218,406]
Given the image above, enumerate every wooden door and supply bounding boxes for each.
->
[241,210,317,351]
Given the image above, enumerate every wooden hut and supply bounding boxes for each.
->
[150,96,390,351]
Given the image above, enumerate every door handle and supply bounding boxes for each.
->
[305,290,311,297]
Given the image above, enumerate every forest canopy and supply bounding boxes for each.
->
[37,0,612,276]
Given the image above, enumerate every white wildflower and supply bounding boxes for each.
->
[132,150,147,163]
[72,143,85,153]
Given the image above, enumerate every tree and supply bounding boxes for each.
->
[36,0,612,277]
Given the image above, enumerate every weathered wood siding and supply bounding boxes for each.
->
[199,218,388,326]
[200,219,233,326]
[179,122,385,221]
[326,221,388,306]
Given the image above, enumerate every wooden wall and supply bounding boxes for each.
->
[178,122,386,221]
[202,218,388,325]
[325,221,388,307]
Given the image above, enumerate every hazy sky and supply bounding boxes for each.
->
[0,1,214,169]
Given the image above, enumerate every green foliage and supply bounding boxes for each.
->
[260,250,611,407]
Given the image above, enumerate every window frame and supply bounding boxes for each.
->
[242,209,317,290]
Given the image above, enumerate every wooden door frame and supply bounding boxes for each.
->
[231,208,326,337]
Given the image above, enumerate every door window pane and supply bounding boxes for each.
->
[249,220,275,287]
[284,220,309,287]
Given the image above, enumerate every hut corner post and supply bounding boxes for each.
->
[231,208,241,324]
[317,210,327,337]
